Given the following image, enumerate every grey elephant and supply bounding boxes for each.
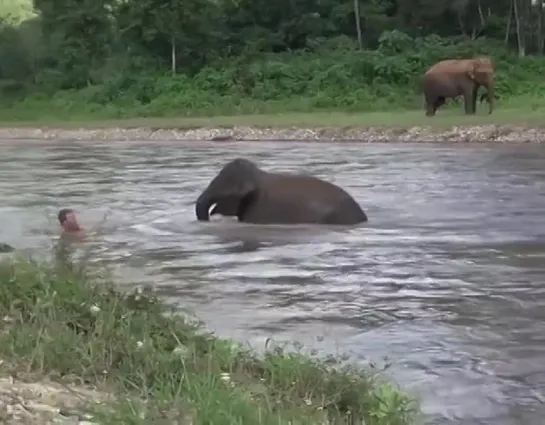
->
[195,158,368,225]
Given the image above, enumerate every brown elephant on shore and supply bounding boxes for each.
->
[422,57,495,116]
[195,158,368,225]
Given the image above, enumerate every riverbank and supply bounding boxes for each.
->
[0,256,419,425]
[1,110,545,142]
[1,124,545,143]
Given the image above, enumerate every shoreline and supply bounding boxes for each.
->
[0,124,545,142]
[0,258,418,425]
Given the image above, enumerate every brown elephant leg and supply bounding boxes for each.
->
[433,97,446,115]
[425,99,436,116]
[424,91,436,116]
[471,85,479,113]
[462,90,474,115]
[426,96,445,116]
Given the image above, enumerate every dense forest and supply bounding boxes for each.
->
[0,0,544,119]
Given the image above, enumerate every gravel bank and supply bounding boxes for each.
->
[0,124,544,142]
[0,375,109,425]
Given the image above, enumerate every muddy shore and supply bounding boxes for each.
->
[0,124,544,142]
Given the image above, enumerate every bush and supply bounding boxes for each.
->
[2,31,545,121]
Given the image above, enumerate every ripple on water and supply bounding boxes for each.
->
[1,140,545,425]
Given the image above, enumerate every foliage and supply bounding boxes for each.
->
[0,0,544,119]
[0,33,545,121]
[0,256,418,424]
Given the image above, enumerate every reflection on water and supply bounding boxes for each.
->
[0,139,545,424]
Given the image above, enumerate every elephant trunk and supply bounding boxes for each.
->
[195,193,215,221]
[485,79,494,114]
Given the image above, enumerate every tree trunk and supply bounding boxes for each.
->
[514,0,527,56]
[505,0,513,44]
[171,34,176,75]
[477,0,485,26]
[457,13,467,36]
[353,0,363,50]
[537,0,545,55]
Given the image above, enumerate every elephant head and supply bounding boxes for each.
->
[195,158,261,221]
[467,57,495,114]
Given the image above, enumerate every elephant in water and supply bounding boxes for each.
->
[195,158,368,225]
[422,57,495,116]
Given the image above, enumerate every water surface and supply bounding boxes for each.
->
[1,139,545,424]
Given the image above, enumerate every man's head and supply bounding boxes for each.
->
[58,208,81,232]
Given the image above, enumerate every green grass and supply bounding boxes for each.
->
[0,99,543,130]
[2,29,545,132]
[0,255,419,424]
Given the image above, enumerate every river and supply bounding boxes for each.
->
[0,139,544,424]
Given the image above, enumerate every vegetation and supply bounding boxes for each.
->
[0,255,419,424]
[4,107,545,130]
[0,0,545,123]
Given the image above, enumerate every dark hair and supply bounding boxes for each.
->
[58,208,74,224]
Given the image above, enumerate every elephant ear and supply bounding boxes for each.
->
[472,57,494,75]
[235,178,256,198]
[466,61,477,80]
[232,179,258,220]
